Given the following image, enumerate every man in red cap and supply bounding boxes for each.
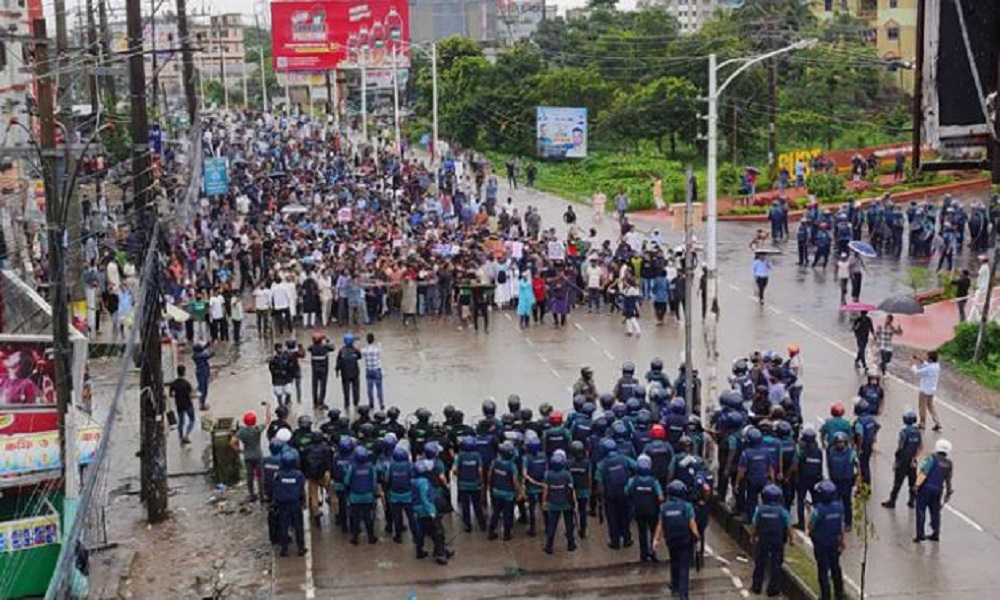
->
[231,410,266,502]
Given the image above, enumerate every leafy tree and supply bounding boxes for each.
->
[629,76,699,156]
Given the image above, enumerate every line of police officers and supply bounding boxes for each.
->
[252,353,954,599]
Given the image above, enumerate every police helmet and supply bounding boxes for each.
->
[600,437,617,454]
[611,421,628,439]
[581,402,596,416]
[832,431,849,445]
[622,361,636,375]
[354,446,371,462]
[669,398,686,415]
[550,452,567,469]
[854,399,870,416]
[592,416,608,436]
[415,407,432,422]
[581,366,594,379]
[651,357,664,372]
[279,452,298,469]
[570,440,586,457]
[830,403,845,417]
[482,398,497,417]
[357,404,371,418]
[453,410,465,425]
[625,398,641,415]
[501,413,517,428]
[539,402,554,417]
[573,395,586,412]
[800,427,817,442]
[337,415,351,430]
[651,424,666,440]
[373,410,387,423]
[327,408,342,422]
[549,411,564,426]
[269,439,285,456]
[498,441,515,459]
[745,426,763,446]
[424,442,442,459]
[762,484,783,504]
[612,403,627,419]
[358,422,375,438]
[720,390,743,409]
[728,411,748,429]
[678,435,693,451]
[525,436,542,452]
[814,480,837,502]
[599,393,616,411]
[275,428,293,443]
[443,405,457,421]
[666,480,688,498]
[508,394,522,413]
[632,384,647,401]
[775,420,792,438]
[935,439,952,454]
[636,454,652,474]
[637,410,652,426]
[902,410,917,425]
[392,446,409,461]
[297,414,313,429]
[387,406,401,421]
[460,436,476,452]
[732,358,749,376]
[520,408,534,422]
[415,459,434,475]
[343,333,355,345]
[687,415,702,431]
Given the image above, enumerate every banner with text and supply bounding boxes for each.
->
[271,1,410,72]
[536,106,588,159]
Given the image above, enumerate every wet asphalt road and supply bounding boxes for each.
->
[148,183,999,599]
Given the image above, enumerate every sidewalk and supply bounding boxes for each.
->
[895,289,1000,351]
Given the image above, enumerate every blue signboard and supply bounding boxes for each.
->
[203,157,229,195]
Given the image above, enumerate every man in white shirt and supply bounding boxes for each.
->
[911,350,942,431]
[271,279,292,335]
[584,257,604,313]
[253,282,272,339]
[209,291,228,342]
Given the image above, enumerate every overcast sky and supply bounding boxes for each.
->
[180,0,637,20]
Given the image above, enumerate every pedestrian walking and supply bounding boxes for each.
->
[848,252,867,303]
[362,332,385,409]
[231,411,265,502]
[517,272,535,329]
[911,351,942,431]
[881,410,922,509]
[192,342,214,410]
[851,311,875,370]
[253,281,272,339]
[955,269,971,322]
[913,439,954,543]
[808,480,846,600]
[168,365,195,445]
[308,333,335,409]
[752,253,772,305]
[835,253,850,305]
[622,277,642,337]
[875,315,903,375]
[592,190,606,222]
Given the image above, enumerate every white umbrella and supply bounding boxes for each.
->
[164,303,190,322]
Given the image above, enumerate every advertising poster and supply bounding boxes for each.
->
[0,410,104,477]
[0,513,60,553]
[271,1,410,72]
[203,157,229,196]
[536,107,588,159]
[0,343,55,407]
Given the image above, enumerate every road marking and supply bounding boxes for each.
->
[787,312,1000,439]
[721,566,732,576]
[588,335,600,345]
[524,338,535,347]
[766,305,781,315]
[729,284,742,292]
[946,505,984,532]
[537,354,549,364]
[503,312,512,321]
[603,349,616,361]
[550,368,562,380]
[793,530,863,596]
[740,590,749,598]
[302,507,315,599]
[574,322,584,331]
[566,386,574,393]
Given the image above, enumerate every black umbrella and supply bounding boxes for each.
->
[877,295,924,315]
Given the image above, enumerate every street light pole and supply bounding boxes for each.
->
[392,46,401,156]
[432,41,439,163]
[704,39,816,427]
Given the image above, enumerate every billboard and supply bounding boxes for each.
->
[271,1,410,72]
[536,106,588,159]
[922,0,999,150]
[0,342,55,407]
[203,158,229,196]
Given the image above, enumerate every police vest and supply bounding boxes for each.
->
[569,459,592,494]
[457,452,481,483]
[660,500,691,543]
[797,443,823,481]
[857,417,878,452]
[603,455,629,495]
[665,414,687,446]
[895,427,922,467]
[491,460,515,493]
[545,429,569,455]
[631,475,660,517]
[632,430,652,455]
[526,454,547,489]
[474,435,497,465]
[779,439,797,475]
[744,447,770,487]
[827,448,854,482]
[645,442,673,478]
[349,463,375,496]
[262,457,281,491]
[332,455,352,484]
[922,455,953,494]
[389,461,413,495]
[273,471,302,504]
[811,502,844,547]
[756,503,786,544]
[545,471,572,507]
[571,418,593,443]
[616,378,638,403]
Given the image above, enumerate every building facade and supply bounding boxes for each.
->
[637,0,722,34]
[408,0,497,44]
[495,0,558,46]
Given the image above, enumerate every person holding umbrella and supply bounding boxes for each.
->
[851,311,876,371]
[752,252,773,305]
[875,315,904,375]
[847,251,868,304]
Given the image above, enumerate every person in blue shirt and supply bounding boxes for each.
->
[487,442,523,541]
[452,436,487,532]
[192,342,215,411]
[913,439,954,543]
[881,411,923,509]
[750,484,792,596]
[808,480,846,600]
[626,454,664,563]
[522,436,548,537]
[653,480,699,600]
[852,400,880,486]
[412,459,450,564]
[825,432,858,529]
[344,446,378,545]
[272,452,307,557]
[751,254,772,305]
[386,446,417,544]
[542,451,578,554]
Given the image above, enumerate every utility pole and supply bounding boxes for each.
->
[332,70,338,128]
[767,58,777,170]
[392,46,401,156]
[992,36,1000,184]
[37,16,78,504]
[151,0,159,118]
[127,0,168,523]
[86,0,100,117]
[431,42,438,162]
[177,0,198,124]
[361,66,368,141]
[684,165,694,413]
[216,14,229,112]
[974,242,999,362]
[255,12,268,112]
[912,0,926,173]
[98,0,117,109]
[325,71,333,114]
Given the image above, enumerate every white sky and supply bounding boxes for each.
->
[195,0,637,20]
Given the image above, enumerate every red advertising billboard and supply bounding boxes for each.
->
[271,1,410,72]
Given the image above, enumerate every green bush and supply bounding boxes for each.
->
[806,172,845,200]
[940,322,1000,363]
[729,206,768,215]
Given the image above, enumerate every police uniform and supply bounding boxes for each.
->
[884,424,922,508]
[543,467,577,553]
[915,452,953,541]
[626,474,663,561]
[523,449,549,536]
[659,497,696,599]
[345,457,377,544]
[487,457,520,540]
[598,452,635,549]
[809,498,845,600]
[387,459,418,542]
[453,450,487,532]
[794,439,824,526]
[272,464,307,556]
[568,455,592,538]
[751,501,790,596]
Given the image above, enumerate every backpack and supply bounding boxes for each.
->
[497,270,508,285]
[301,441,331,480]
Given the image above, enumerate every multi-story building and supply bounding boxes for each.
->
[637,0,721,34]
[408,0,497,44]
[495,0,558,46]
[0,0,39,152]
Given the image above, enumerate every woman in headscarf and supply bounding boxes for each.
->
[516,271,535,330]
